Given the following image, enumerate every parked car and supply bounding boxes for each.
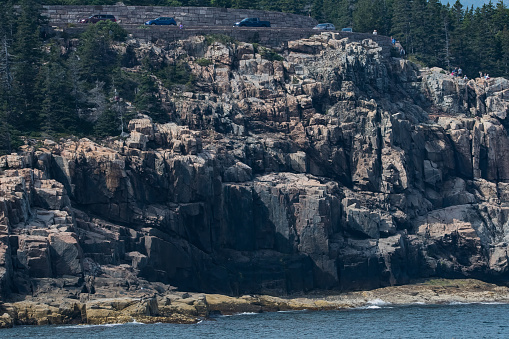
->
[313,23,336,30]
[144,17,177,25]
[233,18,271,27]
[341,27,353,32]
[79,14,116,24]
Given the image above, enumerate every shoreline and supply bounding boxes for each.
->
[1,278,509,328]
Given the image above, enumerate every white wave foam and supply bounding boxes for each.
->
[366,298,391,306]
[128,319,146,325]
[57,319,146,330]
[57,323,127,329]
[447,301,472,305]
[480,302,506,305]
[277,310,307,313]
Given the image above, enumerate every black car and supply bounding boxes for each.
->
[233,18,271,27]
[144,17,177,25]
[79,14,116,24]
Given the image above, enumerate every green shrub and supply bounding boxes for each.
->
[252,43,259,54]
[407,55,427,68]
[259,47,284,61]
[155,61,196,90]
[205,34,236,46]
[196,58,212,67]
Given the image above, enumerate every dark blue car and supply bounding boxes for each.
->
[145,17,177,25]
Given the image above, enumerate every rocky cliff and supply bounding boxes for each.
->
[1,32,509,307]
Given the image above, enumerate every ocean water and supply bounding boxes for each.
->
[3,303,509,338]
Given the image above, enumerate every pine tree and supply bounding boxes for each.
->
[78,21,126,89]
[425,0,446,68]
[67,52,88,124]
[232,0,255,9]
[38,46,77,135]
[0,0,15,154]
[497,26,509,76]
[210,0,232,7]
[94,108,121,137]
[353,0,377,33]
[391,0,411,48]
[477,2,499,74]
[11,0,45,133]
[134,75,167,124]
[449,0,466,68]
[492,0,509,31]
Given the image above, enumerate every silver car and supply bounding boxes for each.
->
[313,23,336,30]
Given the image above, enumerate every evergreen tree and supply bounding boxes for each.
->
[449,0,467,68]
[497,26,509,76]
[310,0,325,22]
[352,0,392,35]
[425,0,446,68]
[38,46,77,135]
[353,0,377,33]
[321,0,353,29]
[94,108,121,137]
[11,0,45,132]
[134,75,167,123]
[232,0,254,9]
[477,2,499,74]
[67,52,89,125]
[409,0,428,56]
[210,0,232,7]
[391,0,411,47]
[77,21,126,89]
[0,0,15,154]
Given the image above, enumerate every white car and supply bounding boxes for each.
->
[313,23,336,30]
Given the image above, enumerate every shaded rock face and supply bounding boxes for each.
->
[2,33,509,299]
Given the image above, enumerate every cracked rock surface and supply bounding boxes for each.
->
[1,33,509,326]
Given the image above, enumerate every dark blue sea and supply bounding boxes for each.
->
[3,303,509,338]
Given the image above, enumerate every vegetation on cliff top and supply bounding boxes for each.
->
[1,0,509,154]
[12,0,509,80]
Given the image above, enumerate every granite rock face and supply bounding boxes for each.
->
[2,33,509,307]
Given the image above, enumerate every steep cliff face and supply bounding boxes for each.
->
[1,32,509,298]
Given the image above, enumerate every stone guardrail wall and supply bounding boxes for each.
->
[43,5,318,28]
[58,24,393,56]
